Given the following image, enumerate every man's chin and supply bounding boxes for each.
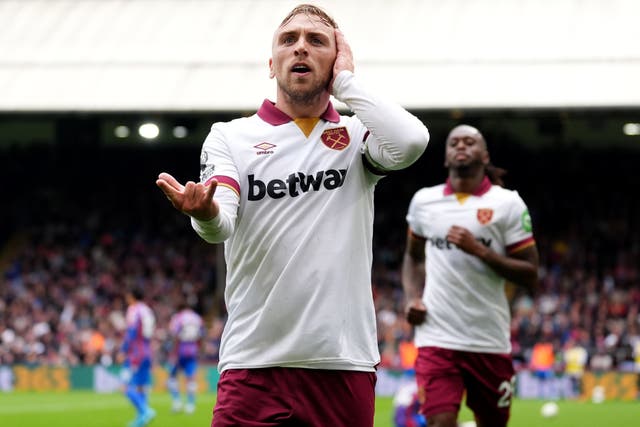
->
[285,87,328,104]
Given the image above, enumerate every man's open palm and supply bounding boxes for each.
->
[156,172,219,221]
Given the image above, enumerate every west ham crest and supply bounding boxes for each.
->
[321,127,350,151]
[477,208,493,225]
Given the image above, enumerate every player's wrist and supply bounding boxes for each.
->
[330,70,354,98]
[192,211,221,226]
[477,245,495,263]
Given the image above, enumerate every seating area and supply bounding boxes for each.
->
[1,141,639,375]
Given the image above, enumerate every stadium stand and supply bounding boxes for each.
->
[1,127,639,379]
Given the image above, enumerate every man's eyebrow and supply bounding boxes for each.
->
[449,136,476,142]
[278,30,298,38]
[278,29,331,39]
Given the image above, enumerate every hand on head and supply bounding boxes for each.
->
[156,172,219,221]
[331,29,354,92]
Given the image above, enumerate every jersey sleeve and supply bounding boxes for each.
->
[503,191,535,254]
[332,70,430,172]
[190,123,240,243]
[406,190,427,238]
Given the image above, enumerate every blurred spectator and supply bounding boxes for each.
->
[563,336,588,394]
[1,142,639,380]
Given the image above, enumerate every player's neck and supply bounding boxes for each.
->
[448,171,485,194]
[275,91,331,120]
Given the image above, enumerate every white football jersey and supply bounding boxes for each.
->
[201,100,384,372]
[406,177,535,353]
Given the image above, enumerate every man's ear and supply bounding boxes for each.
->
[269,58,275,79]
[483,151,491,166]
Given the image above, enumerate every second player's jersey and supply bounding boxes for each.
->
[406,177,535,353]
[200,100,382,372]
[123,302,156,365]
[169,309,203,358]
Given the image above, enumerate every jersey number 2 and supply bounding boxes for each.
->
[497,375,516,408]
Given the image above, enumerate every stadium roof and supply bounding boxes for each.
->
[0,0,639,112]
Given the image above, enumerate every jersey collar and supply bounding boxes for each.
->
[443,175,492,196]
[257,99,340,125]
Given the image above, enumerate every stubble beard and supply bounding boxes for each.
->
[449,157,484,178]
[279,77,329,106]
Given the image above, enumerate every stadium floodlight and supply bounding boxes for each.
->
[114,125,130,138]
[622,123,640,136]
[172,125,188,139]
[139,122,160,139]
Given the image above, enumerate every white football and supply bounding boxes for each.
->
[540,401,559,418]
[591,385,605,403]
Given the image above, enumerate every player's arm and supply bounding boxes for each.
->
[121,321,138,355]
[190,128,240,243]
[402,227,427,325]
[330,30,429,172]
[446,225,539,291]
[156,172,219,220]
[156,171,237,243]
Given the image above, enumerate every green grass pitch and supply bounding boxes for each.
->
[0,392,637,427]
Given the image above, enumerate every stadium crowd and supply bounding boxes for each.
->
[0,214,224,367]
[1,138,639,379]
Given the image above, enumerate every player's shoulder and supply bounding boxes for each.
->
[210,113,261,132]
[203,114,263,150]
[336,112,359,125]
[335,112,370,140]
[487,185,526,203]
[411,184,446,202]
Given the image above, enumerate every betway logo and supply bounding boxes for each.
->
[427,236,492,249]
[248,168,347,200]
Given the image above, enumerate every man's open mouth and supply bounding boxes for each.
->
[291,64,311,74]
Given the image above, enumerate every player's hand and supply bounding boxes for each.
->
[156,172,219,221]
[330,29,354,92]
[446,225,484,256]
[405,298,427,325]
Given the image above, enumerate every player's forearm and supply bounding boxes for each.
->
[478,247,538,291]
[191,213,233,243]
[401,253,426,300]
[191,191,237,243]
[332,70,429,170]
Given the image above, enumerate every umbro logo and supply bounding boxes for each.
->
[254,142,276,155]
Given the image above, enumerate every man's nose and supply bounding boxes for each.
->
[294,39,308,55]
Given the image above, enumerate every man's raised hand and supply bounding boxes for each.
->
[331,29,354,91]
[156,172,219,221]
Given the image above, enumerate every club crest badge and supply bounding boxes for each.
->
[321,127,350,151]
[477,208,493,225]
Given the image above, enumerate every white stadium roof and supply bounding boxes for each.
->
[0,0,639,112]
